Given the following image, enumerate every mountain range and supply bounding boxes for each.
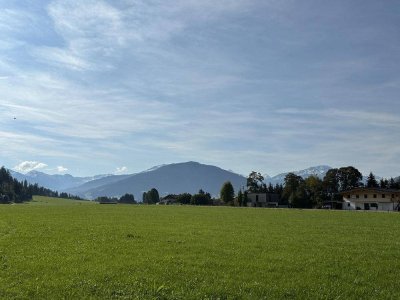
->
[264,165,332,185]
[7,162,394,201]
[9,170,110,191]
[7,162,334,200]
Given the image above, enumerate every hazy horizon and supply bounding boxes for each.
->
[1,1,399,178]
[5,161,391,182]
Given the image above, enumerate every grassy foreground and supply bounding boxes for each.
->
[0,196,399,299]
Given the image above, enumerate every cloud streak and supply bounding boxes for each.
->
[14,161,48,173]
[0,0,399,177]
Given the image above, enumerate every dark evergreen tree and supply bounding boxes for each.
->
[366,172,379,188]
[237,189,243,207]
[177,193,192,204]
[243,191,248,207]
[379,178,389,189]
[220,181,234,205]
[144,188,159,204]
[267,183,274,193]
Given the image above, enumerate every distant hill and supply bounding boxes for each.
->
[264,165,332,185]
[70,161,247,200]
[9,170,109,192]
[64,174,131,198]
[9,163,396,200]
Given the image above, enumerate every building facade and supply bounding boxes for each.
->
[247,193,280,208]
[341,188,400,211]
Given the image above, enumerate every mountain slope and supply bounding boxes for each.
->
[9,170,109,192]
[64,174,131,197]
[75,161,246,200]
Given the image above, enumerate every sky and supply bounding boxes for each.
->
[0,0,399,178]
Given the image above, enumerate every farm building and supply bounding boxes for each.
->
[341,188,400,211]
[247,193,280,208]
[157,198,178,205]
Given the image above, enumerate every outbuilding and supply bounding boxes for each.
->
[247,193,280,208]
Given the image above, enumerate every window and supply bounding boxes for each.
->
[356,195,359,199]
[373,194,377,198]
[364,194,368,199]
[382,194,385,198]
[347,195,350,199]
[392,194,395,198]
[371,203,378,208]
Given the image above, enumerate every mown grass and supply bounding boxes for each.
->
[0,196,399,299]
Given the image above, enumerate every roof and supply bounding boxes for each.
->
[247,192,280,196]
[340,187,400,195]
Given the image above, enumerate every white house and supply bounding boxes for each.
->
[341,188,400,211]
[247,193,280,208]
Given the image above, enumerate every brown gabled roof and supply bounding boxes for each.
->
[340,187,400,195]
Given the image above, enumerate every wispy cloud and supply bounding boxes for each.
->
[0,1,399,177]
[277,108,400,128]
[56,166,68,173]
[114,166,128,175]
[14,161,48,173]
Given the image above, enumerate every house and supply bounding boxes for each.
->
[341,188,400,211]
[247,193,280,208]
[157,198,178,205]
[98,201,118,204]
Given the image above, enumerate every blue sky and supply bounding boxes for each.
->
[0,0,399,177]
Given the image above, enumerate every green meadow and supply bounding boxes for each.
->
[0,196,399,299]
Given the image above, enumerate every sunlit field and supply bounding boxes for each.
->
[0,196,399,299]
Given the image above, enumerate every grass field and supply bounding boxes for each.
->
[0,196,399,299]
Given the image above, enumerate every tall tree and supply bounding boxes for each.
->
[146,188,159,204]
[142,192,147,203]
[304,176,325,208]
[379,178,389,189]
[237,189,243,207]
[246,171,264,193]
[366,172,379,188]
[243,191,248,207]
[323,168,340,195]
[337,166,363,191]
[282,173,307,207]
[220,181,234,205]
[323,166,362,193]
[119,193,136,204]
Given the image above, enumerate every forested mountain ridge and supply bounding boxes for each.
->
[9,170,110,191]
[1,167,55,203]
[0,167,83,203]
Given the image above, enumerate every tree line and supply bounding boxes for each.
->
[156,189,213,205]
[94,188,214,206]
[94,166,400,208]
[245,167,400,208]
[0,167,83,204]
[95,193,137,204]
